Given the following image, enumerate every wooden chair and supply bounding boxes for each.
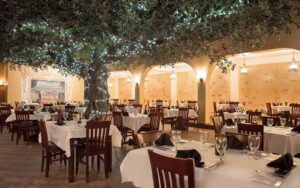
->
[156,99,163,108]
[112,99,119,105]
[133,104,143,113]
[148,150,195,188]
[237,123,264,150]
[261,116,280,126]
[137,131,162,148]
[213,102,219,116]
[187,101,197,110]
[211,116,224,136]
[38,120,66,177]
[65,105,76,113]
[0,106,11,133]
[11,111,38,145]
[175,108,189,131]
[128,99,135,105]
[75,121,111,182]
[247,111,262,124]
[225,132,263,150]
[112,111,134,146]
[138,112,162,132]
[229,102,239,113]
[117,104,126,112]
[291,103,300,126]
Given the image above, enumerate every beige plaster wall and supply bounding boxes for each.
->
[118,78,133,102]
[144,73,171,101]
[239,63,300,110]
[176,71,197,101]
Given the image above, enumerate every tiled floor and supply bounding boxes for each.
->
[0,126,214,188]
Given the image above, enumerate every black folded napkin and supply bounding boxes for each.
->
[122,112,129,116]
[294,153,300,158]
[41,108,46,112]
[267,153,294,175]
[176,149,204,168]
[155,134,174,146]
[225,119,235,126]
[291,126,300,133]
[226,136,244,150]
[55,121,65,126]
[49,109,56,113]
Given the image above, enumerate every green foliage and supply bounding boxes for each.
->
[1,0,299,73]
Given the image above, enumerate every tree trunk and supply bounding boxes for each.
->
[84,60,110,118]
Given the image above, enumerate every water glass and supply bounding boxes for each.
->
[215,136,227,164]
[248,135,260,159]
[267,118,274,128]
[280,118,286,128]
[63,112,68,121]
[199,131,209,150]
[171,130,181,151]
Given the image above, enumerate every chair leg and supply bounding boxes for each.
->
[75,157,79,175]
[91,156,94,168]
[45,154,50,177]
[86,155,89,183]
[104,153,108,179]
[97,155,100,171]
[11,132,14,141]
[16,132,20,145]
[41,151,44,172]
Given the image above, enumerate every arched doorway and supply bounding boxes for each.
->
[143,62,197,105]
[108,71,134,104]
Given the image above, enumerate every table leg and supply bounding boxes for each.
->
[68,138,75,183]
[108,136,112,172]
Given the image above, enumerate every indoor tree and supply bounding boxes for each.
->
[0,0,299,117]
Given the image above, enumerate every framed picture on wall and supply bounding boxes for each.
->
[31,80,65,103]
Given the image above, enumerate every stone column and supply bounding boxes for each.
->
[135,83,140,104]
[198,78,206,123]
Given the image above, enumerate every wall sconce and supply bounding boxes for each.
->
[0,80,5,86]
[108,81,113,87]
[134,75,141,84]
[197,70,207,81]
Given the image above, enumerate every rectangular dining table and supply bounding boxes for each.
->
[164,109,198,118]
[5,112,52,122]
[120,141,300,188]
[41,120,122,182]
[223,125,300,155]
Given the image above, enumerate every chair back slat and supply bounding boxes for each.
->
[237,123,264,136]
[86,121,110,152]
[187,101,197,110]
[156,100,163,108]
[38,120,49,149]
[112,111,123,129]
[65,105,75,113]
[266,103,273,116]
[291,103,300,115]
[15,110,30,122]
[229,102,239,112]
[247,111,262,123]
[0,107,11,123]
[148,150,194,188]
[149,112,162,130]
[178,108,189,120]
[211,116,224,135]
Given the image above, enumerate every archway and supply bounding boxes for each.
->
[143,62,197,106]
[108,70,134,104]
[207,48,300,121]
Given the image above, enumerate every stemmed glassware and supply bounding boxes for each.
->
[45,106,49,112]
[199,131,209,151]
[280,118,286,128]
[266,118,273,132]
[63,112,68,121]
[215,136,227,164]
[171,130,181,151]
[248,135,261,159]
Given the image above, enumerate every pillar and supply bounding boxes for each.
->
[135,83,140,104]
[198,78,206,123]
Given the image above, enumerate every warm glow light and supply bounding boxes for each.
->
[108,82,113,87]
[170,71,176,80]
[289,62,298,72]
[240,66,248,75]
[134,75,141,84]
[196,70,207,80]
[0,80,5,86]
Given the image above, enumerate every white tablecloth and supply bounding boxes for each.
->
[120,141,300,188]
[165,109,198,118]
[40,120,122,157]
[222,125,300,155]
[125,106,135,114]
[223,112,248,120]
[5,112,52,122]
[122,114,151,133]
[272,106,291,112]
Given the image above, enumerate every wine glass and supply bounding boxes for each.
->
[267,118,273,127]
[280,118,286,128]
[171,130,181,151]
[215,136,227,164]
[63,112,68,121]
[248,135,261,159]
[45,106,49,112]
[199,131,209,151]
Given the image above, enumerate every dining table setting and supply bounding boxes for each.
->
[121,137,300,188]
